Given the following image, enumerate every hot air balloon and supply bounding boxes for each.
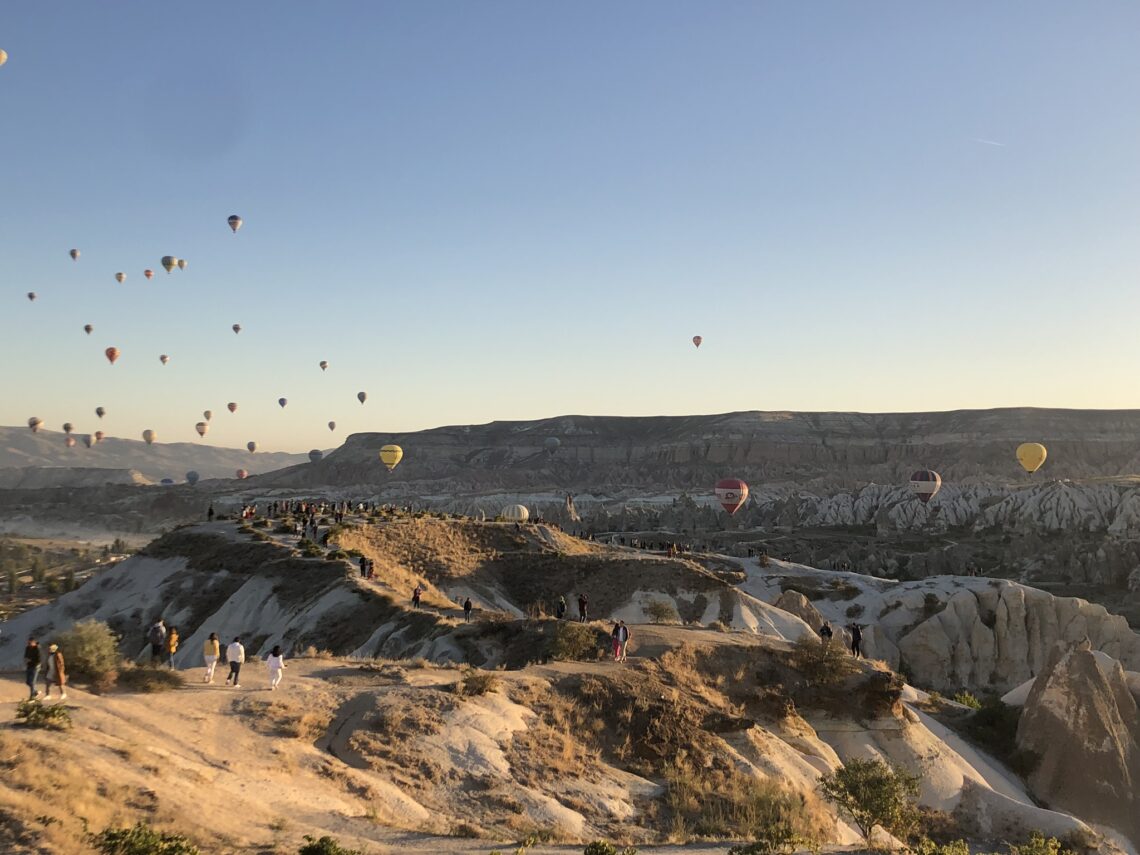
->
[62,422,73,434]
[247,441,257,453]
[144,269,154,280]
[177,259,187,271]
[232,324,242,334]
[714,478,749,515]
[228,215,243,233]
[692,335,702,348]
[309,449,323,463]
[94,431,104,443]
[28,417,43,433]
[227,402,238,413]
[82,435,93,449]
[186,471,200,486]
[278,398,287,408]
[319,360,329,371]
[357,391,367,404]
[909,470,942,504]
[379,445,403,471]
[70,249,80,261]
[142,429,156,445]
[26,292,36,302]
[0,50,8,68]
[1016,443,1047,474]
[501,504,529,523]
[65,436,76,448]
[236,469,248,480]
[161,256,177,273]
[203,410,213,421]
[84,324,93,335]
[328,421,336,431]
[195,422,208,437]
[115,272,126,283]
[544,437,561,457]
[95,406,105,418]
[104,347,120,365]
[159,354,170,365]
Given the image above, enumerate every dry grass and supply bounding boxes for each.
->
[116,664,185,693]
[233,695,336,740]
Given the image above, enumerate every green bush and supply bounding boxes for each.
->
[645,599,680,624]
[789,634,856,685]
[1009,833,1076,855]
[89,822,200,855]
[54,619,120,686]
[952,690,981,710]
[962,695,1037,776]
[583,843,638,855]
[297,540,324,558]
[913,839,971,855]
[819,758,919,846]
[298,835,363,855]
[547,621,604,661]
[16,699,72,730]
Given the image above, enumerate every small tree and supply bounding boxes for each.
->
[645,599,680,624]
[298,836,363,855]
[89,822,200,855]
[54,619,120,687]
[819,758,919,846]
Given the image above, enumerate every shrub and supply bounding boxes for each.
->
[297,540,324,558]
[547,621,604,661]
[89,822,200,855]
[298,835,363,855]
[645,599,680,624]
[913,839,971,855]
[54,619,120,687]
[117,665,185,693]
[326,549,349,560]
[789,634,856,685]
[275,522,295,534]
[845,603,864,618]
[1009,833,1076,855]
[952,690,981,710]
[962,695,1037,776]
[708,620,731,632]
[583,843,638,855]
[456,669,500,696]
[819,758,919,846]
[16,699,72,730]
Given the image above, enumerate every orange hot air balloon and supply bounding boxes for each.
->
[105,347,120,365]
[94,431,105,443]
[144,269,154,280]
[227,402,238,413]
[692,335,702,348]
[714,478,749,515]
[84,324,93,335]
[195,422,209,437]
[236,469,248,480]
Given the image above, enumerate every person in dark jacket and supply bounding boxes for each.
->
[819,622,834,643]
[463,597,473,622]
[24,637,41,699]
[849,623,863,658]
[577,594,589,623]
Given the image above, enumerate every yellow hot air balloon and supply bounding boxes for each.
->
[0,50,7,68]
[1016,442,1047,474]
[379,445,403,471]
[161,256,177,273]
[177,258,188,271]
[142,429,156,445]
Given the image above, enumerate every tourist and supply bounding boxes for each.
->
[225,637,245,687]
[265,645,286,690]
[147,618,167,666]
[578,593,589,623]
[617,621,631,661]
[611,622,622,660]
[463,597,473,622]
[819,622,834,643]
[202,632,220,683]
[23,637,41,699]
[207,504,215,522]
[849,623,863,658]
[166,626,180,668]
[43,643,66,701]
[556,595,567,620]
[412,585,422,609]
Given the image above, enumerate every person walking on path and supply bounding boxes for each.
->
[147,618,167,666]
[617,621,631,662]
[412,585,422,609]
[578,593,589,623]
[265,645,286,690]
[202,632,220,683]
[556,595,567,620]
[359,556,367,578]
[610,622,622,661]
[849,623,863,658]
[166,626,180,668]
[43,643,66,701]
[23,637,41,699]
[463,597,473,622]
[225,637,245,687]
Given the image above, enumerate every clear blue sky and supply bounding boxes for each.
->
[3,2,1140,452]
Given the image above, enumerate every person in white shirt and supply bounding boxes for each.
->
[225,637,245,688]
[265,645,286,690]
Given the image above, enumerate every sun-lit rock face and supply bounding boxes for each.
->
[1018,645,1140,848]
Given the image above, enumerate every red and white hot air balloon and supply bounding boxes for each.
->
[908,470,942,504]
[714,478,749,515]
[236,469,248,480]
[144,269,154,280]
[105,347,120,365]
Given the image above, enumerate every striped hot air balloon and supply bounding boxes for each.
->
[908,469,942,504]
[714,478,749,515]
